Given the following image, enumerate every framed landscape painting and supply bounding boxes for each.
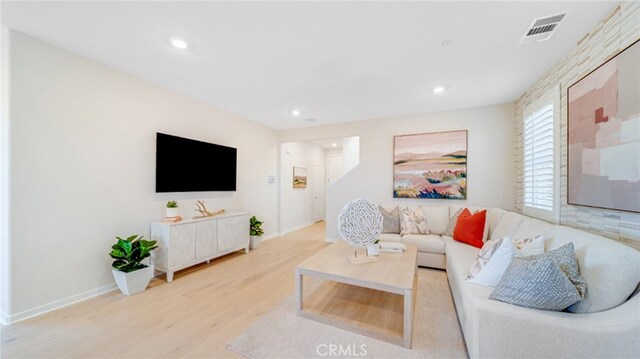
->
[567,39,640,213]
[293,166,307,188]
[393,130,467,199]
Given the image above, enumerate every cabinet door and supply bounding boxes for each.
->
[217,215,249,252]
[195,220,218,259]
[169,224,196,268]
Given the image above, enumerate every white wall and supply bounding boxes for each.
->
[342,136,360,173]
[281,103,516,241]
[6,31,279,321]
[0,28,12,323]
[279,142,325,233]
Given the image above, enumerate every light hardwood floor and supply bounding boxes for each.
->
[1,222,330,358]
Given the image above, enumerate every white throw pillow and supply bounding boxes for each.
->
[513,235,545,257]
[467,237,508,280]
[467,236,516,286]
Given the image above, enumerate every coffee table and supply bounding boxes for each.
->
[295,240,418,348]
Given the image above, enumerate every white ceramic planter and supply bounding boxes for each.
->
[250,235,262,249]
[112,265,154,296]
[165,207,179,217]
[367,243,380,256]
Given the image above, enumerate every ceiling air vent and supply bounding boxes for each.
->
[519,13,566,45]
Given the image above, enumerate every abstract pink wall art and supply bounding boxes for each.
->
[567,39,640,213]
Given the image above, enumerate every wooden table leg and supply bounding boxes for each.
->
[295,268,303,315]
[403,287,413,348]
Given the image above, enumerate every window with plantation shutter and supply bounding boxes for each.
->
[523,86,559,223]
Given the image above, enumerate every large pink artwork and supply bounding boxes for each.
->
[567,39,640,213]
[394,130,467,199]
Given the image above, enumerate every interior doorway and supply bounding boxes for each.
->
[313,165,325,222]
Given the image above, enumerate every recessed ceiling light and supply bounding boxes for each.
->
[170,37,188,49]
[291,110,301,117]
[441,38,453,47]
[433,86,445,93]
[332,143,337,147]
[305,118,316,123]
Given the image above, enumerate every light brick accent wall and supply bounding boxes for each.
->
[514,2,640,249]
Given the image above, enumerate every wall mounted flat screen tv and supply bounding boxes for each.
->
[156,133,237,192]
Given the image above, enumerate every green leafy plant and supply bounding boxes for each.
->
[250,216,264,237]
[166,200,178,208]
[109,235,158,273]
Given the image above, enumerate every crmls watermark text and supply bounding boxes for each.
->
[316,344,368,357]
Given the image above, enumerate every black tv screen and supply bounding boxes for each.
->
[156,133,237,192]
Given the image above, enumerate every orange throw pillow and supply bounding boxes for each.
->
[453,208,486,249]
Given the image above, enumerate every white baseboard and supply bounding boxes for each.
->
[280,221,316,236]
[0,309,9,326]
[325,237,338,243]
[5,282,118,325]
[261,233,279,242]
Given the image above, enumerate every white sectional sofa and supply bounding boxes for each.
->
[379,205,640,359]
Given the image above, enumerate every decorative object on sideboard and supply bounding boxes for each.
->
[393,130,468,199]
[193,200,225,219]
[337,198,384,264]
[293,166,307,188]
[249,215,264,249]
[567,39,640,213]
[163,200,182,222]
[109,235,158,296]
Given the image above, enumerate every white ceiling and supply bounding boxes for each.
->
[2,1,617,129]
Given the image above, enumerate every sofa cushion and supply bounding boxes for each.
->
[544,226,640,313]
[377,233,402,242]
[378,205,400,233]
[423,206,449,235]
[513,217,553,240]
[402,234,445,254]
[449,205,490,241]
[491,212,526,241]
[399,205,429,235]
[485,208,506,240]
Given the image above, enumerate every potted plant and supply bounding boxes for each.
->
[249,216,264,249]
[109,235,158,296]
[166,200,179,217]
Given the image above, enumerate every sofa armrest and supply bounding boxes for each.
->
[470,293,640,359]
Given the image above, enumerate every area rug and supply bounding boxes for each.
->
[226,268,468,358]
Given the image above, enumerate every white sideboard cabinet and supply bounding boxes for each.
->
[151,211,249,282]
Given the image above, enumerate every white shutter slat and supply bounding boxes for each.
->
[523,97,555,216]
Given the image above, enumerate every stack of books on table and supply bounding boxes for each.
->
[379,241,407,253]
[162,216,183,223]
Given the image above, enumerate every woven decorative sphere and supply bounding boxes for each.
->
[338,198,383,248]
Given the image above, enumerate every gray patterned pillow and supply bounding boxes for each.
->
[443,208,464,236]
[378,206,400,234]
[490,243,587,311]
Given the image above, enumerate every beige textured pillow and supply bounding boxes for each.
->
[399,206,428,235]
[513,235,545,257]
[444,208,464,236]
